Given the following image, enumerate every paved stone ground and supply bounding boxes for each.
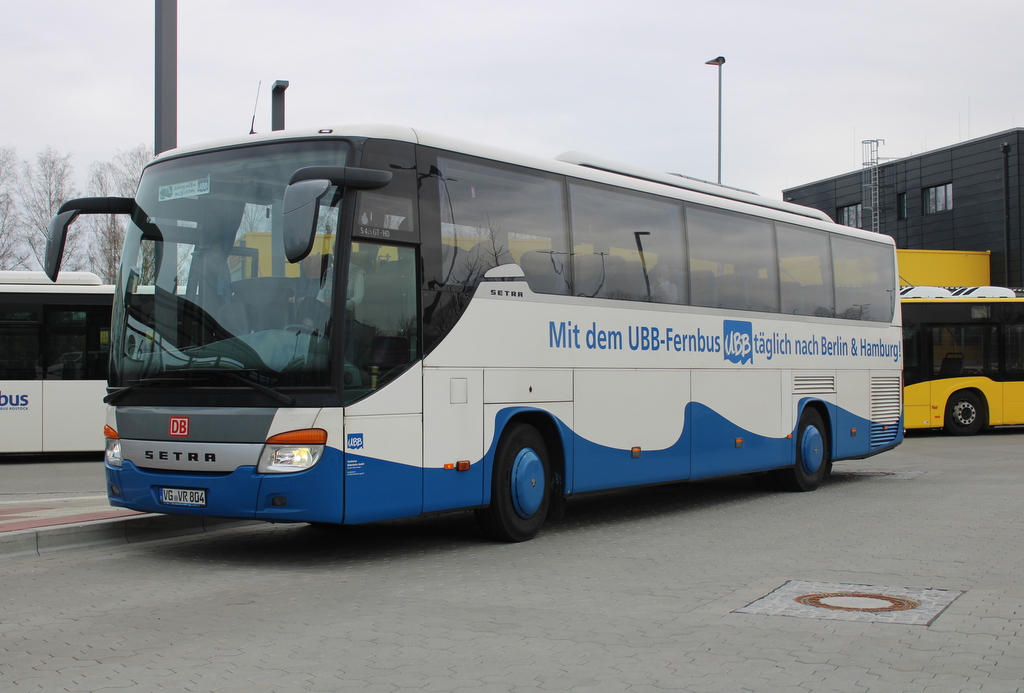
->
[2,431,1024,692]
[0,461,138,534]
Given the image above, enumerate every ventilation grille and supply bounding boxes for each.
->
[794,374,836,395]
[870,376,902,448]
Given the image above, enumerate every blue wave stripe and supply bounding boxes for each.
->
[108,401,902,523]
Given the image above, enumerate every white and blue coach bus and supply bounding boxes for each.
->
[44,125,902,541]
[0,271,112,454]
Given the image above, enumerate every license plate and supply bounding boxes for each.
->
[161,487,206,507]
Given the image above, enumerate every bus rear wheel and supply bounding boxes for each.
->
[945,390,985,436]
[773,408,830,492]
[476,423,550,542]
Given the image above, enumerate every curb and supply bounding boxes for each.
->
[0,513,258,560]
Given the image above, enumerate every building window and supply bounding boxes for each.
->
[837,203,862,228]
[896,192,907,220]
[924,183,953,214]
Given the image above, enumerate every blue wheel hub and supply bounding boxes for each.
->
[800,425,824,475]
[511,448,545,519]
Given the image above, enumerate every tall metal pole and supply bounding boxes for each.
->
[155,0,177,155]
[706,56,725,184]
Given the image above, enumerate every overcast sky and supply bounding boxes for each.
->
[2,0,1023,200]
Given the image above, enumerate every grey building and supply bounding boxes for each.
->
[783,129,1023,286]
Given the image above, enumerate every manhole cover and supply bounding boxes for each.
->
[795,592,920,612]
[735,580,962,625]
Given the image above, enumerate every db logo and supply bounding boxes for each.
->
[169,417,190,437]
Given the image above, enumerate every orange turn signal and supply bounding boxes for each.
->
[266,428,328,445]
[104,425,119,439]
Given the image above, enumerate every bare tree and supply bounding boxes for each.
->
[0,147,28,270]
[86,144,151,282]
[18,147,81,271]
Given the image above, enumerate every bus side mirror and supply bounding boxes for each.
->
[45,197,134,282]
[282,179,332,264]
[282,166,393,264]
[45,209,79,282]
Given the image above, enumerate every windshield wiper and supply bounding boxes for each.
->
[103,376,183,404]
[105,369,295,406]
[194,368,296,406]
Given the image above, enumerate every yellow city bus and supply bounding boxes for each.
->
[902,285,1024,435]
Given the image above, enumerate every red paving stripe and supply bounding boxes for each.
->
[0,509,139,533]
[0,507,53,516]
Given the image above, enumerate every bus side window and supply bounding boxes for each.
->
[434,156,568,293]
[569,181,685,304]
[685,204,778,312]
[831,236,896,322]
[346,242,419,391]
[1006,324,1024,373]
[776,223,834,317]
[44,307,110,381]
[931,324,997,376]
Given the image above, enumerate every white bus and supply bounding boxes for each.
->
[0,271,113,454]
[45,125,903,540]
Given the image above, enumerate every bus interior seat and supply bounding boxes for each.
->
[939,352,964,376]
[716,274,747,309]
[229,277,296,331]
[519,250,567,294]
[747,277,776,312]
[260,300,294,331]
[780,281,802,314]
[689,270,717,307]
[463,241,514,286]
[573,254,607,297]
[650,263,683,304]
[354,253,416,335]
[605,256,649,300]
[213,302,251,335]
[835,285,872,320]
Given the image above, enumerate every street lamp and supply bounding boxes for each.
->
[705,56,725,184]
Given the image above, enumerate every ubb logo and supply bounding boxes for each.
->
[0,391,29,407]
[347,433,364,450]
[723,320,754,365]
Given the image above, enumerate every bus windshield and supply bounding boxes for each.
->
[109,141,349,393]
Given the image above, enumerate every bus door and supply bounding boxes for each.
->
[1000,321,1024,423]
[339,241,424,523]
[928,322,1000,420]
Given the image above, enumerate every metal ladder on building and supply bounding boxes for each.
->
[862,139,884,234]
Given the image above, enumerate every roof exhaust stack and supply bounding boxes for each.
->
[272,80,289,131]
[154,0,178,154]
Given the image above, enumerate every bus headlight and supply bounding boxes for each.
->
[104,425,122,467]
[257,429,328,474]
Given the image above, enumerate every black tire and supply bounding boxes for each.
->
[945,390,985,436]
[773,408,830,492]
[476,423,551,542]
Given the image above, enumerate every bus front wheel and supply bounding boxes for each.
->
[773,408,830,492]
[945,391,985,436]
[476,423,551,542]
